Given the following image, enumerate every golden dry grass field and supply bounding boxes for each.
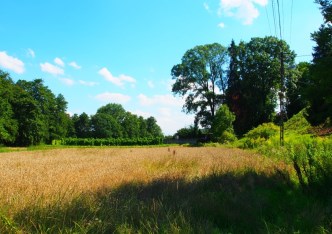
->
[5,146,323,233]
[0,146,289,213]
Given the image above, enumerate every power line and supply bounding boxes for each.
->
[276,0,283,39]
[271,0,278,37]
[265,4,272,35]
[289,0,294,45]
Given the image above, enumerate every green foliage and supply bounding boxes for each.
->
[211,104,236,143]
[175,125,202,139]
[218,130,237,144]
[0,71,18,145]
[284,109,312,134]
[72,104,163,140]
[305,1,332,125]
[60,137,164,146]
[240,123,279,149]
[285,62,311,118]
[284,135,332,196]
[171,43,228,128]
[226,37,296,135]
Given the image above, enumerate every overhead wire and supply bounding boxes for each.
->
[276,0,283,40]
[289,0,294,46]
[265,4,272,36]
[271,0,278,38]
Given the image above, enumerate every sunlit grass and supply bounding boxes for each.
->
[0,146,330,233]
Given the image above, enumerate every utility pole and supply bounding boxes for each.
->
[279,49,285,146]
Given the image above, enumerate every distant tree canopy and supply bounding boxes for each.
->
[71,103,163,140]
[0,71,163,146]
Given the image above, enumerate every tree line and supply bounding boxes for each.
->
[172,0,331,139]
[0,72,162,146]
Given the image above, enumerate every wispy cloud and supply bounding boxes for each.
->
[40,62,64,76]
[218,0,268,25]
[147,80,154,88]
[218,22,225,28]
[0,51,25,74]
[79,80,98,86]
[98,67,136,87]
[54,57,65,67]
[138,94,183,107]
[60,78,75,86]
[69,61,82,69]
[203,2,210,11]
[95,92,131,104]
[27,48,35,58]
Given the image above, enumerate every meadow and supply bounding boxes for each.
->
[0,146,330,233]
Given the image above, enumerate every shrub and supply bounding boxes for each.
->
[284,109,311,134]
[284,135,332,195]
[216,131,237,144]
[61,137,164,147]
[239,123,279,149]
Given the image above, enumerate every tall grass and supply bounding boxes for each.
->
[0,147,331,233]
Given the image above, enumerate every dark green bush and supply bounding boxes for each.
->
[60,137,164,147]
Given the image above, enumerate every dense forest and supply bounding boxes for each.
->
[0,72,163,146]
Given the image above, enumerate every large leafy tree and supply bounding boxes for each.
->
[285,62,311,118]
[13,79,69,145]
[226,37,296,135]
[305,0,332,124]
[72,112,91,138]
[146,116,163,138]
[92,104,126,138]
[0,71,18,145]
[171,43,228,129]
[211,104,235,140]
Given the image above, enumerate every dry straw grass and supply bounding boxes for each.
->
[0,146,290,213]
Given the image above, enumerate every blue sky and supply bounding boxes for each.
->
[0,0,323,135]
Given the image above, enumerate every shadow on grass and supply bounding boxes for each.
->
[12,171,332,233]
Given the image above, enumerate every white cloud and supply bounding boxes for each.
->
[218,22,225,28]
[40,62,64,76]
[203,2,210,11]
[156,108,195,135]
[69,61,82,69]
[132,110,152,118]
[147,80,154,88]
[54,57,65,67]
[0,51,25,74]
[60,78,75,86]
[218,0,268,25]
[138,94,184,107]
[27,48,35,58]
[98,67,136,87]
[95,92,131,104]
[79,80,98,86]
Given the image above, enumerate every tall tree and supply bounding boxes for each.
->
[285,62,311,118]
[73,112,91,138]
[146,117,163,138]
[0,71,18,145]
[171,43,228,129]
[306,0,332,124]
[91,113,123,138]
[227,37,296,135]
